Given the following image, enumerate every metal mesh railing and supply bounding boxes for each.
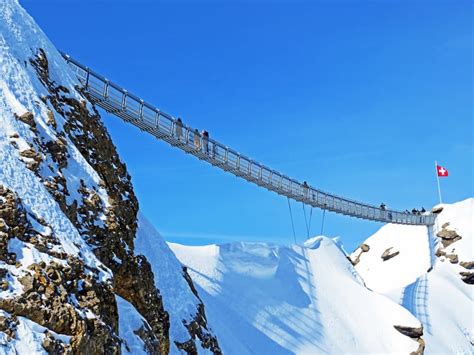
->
[62,53,436,226]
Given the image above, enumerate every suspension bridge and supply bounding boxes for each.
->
[62,53,436,227]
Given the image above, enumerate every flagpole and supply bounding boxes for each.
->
[435,160,442,204]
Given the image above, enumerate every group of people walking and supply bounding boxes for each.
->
[174,117,427,221]
[174,117,212,154]
[407,207,426,215]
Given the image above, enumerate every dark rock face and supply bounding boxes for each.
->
[381,247,400,261]
[178,268,222,354]
[13,48,223,354]
[0,185,119,353]
[28,48,170,353]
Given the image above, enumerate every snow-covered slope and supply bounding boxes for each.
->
[136,214,220,354]
[170,237,424,354]
[351,198,473,354]
[0,0,220,353]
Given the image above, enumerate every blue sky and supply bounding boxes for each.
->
[22,0,472,251]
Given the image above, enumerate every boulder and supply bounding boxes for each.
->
[436,228,462,247]
[381,247,400,261]
[436,229,459,240]
[435,248,446,257]
[460,261,474,270]
[15,111,36,128]
[446,254,459,264]
[394,325,423,338]
[460,272,474,285]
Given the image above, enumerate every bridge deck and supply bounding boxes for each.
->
[62,53,435,226]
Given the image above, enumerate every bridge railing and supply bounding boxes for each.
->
[63,53,435,226]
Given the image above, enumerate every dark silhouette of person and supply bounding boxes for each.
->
[302,181,309,198]
[202,130,209,153]
[175,118,183,140]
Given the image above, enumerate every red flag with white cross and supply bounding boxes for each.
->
[437,165,448,177]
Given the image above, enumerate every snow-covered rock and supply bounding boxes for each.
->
[352,198,473,354]
[0,0,221,353]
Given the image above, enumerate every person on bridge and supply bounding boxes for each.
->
[302,181,309,198]
[193,129,201,150]
[202,130,209,153]
[420,207,426,213]
[175,118,183,140]
[380,203,386,210]
[412,208,419,214]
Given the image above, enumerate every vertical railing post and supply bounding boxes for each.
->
[121,91,127,111]
[85,69,90,87]
[139,100,144,120]
[155,110,160,129]
[185,128,190,145]
[103,80,110,99]
[224,148,229,163]
[170,121,175,137]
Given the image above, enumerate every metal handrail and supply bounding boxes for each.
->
[61,52,436,226]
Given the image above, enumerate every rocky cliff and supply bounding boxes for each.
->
[0,0,220,353]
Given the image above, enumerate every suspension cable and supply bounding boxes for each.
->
[302,203,310,238]
[287,197,297,244]
[308,206,313,237]
[320,209,326,236]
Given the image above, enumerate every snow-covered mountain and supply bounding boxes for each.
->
[1,0,472,354]
[0,0,220,353]
[351,198,473,353]
[170,199,473,354]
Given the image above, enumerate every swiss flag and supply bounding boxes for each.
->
[437,165,449,177]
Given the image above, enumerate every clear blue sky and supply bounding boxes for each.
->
[22,0,472,251]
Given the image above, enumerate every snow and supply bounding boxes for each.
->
[1,1,471,353]
[116,295,148,355]
[353,198,474,354]
[135,213,206,353]
[0,0,111,279]
[0,312,71,355]
[352,223,431,292]
[170,237,421,354]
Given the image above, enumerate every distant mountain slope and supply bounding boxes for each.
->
[170,237,424,354]
[350,198,473,353]
[0,0,220,353]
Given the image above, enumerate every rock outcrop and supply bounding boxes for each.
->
[350,243,370,266]
[11,47,222,354]
[394,325,425,355]
[381,247,400,261]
